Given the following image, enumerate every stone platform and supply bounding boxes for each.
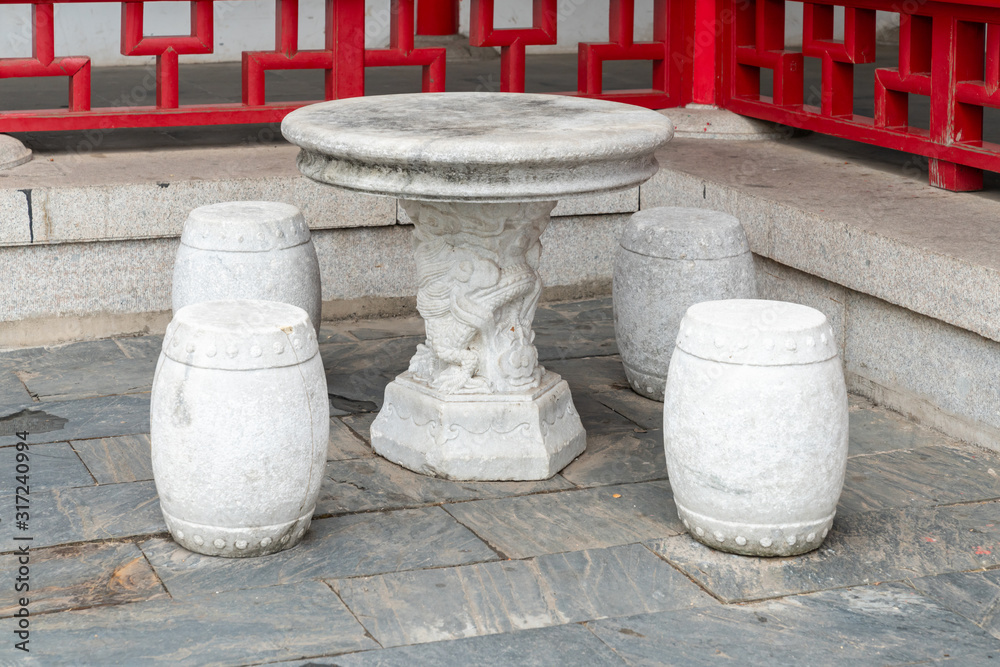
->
[0,298,998,664]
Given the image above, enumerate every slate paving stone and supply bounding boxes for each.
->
[909,569,1000,639]
[328,418,374,460]
[112,335,164,361]
[593,390,663,430]
[0,441,94,491]
[27,581,378,666]
[0,369,31,406]
[140,507,498,599]
[647,501,1000,603]
[586,584,1000,666]
[349,315,426,341]
[320,337,420,375]
[0,481,165,550]
[326,369,393,412]
[444,480,684,559]
[316,328,359,344]
[838,444,1000,515]
[332,543,716,648]
[536,321,618,361]
[71,434,153,484]
[848,398,948,457]
[561,430,667,488]
[0,394,150,447]
[262,624,626,667]
[548,298,614,321]
[545,356,631,394]
[316,457,573,516]
[0,542,166,617]
[571,395,643,435]
[531,305,571,328]
[11,339,156,402]
[342,412,378,444]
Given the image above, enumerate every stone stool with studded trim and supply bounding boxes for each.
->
[172,201,322,335]
[663,299,848,557]
[150,300,329,557]
[613,207,757,401]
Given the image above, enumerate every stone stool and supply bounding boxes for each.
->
[613,207,757,401]
[172,201,322,334]
[150,300,329,557]
[663,299,848,557]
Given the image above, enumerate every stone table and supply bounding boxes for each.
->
[282,92,672,480]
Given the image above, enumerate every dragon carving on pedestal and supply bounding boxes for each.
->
[402,200,555,395]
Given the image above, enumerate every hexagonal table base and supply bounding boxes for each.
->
[371,371,586,481]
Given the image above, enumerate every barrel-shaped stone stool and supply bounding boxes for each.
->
[150,300,329,557]
[613,207,757,401]
[173,201,322,335]
[663,299,848,557]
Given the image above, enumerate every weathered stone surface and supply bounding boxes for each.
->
[7,338,156,402]
[0,394,150,447]
[664,300,848,556]
[0,542,166,617]
[587,584,1000,665]
[544,355,631,395]
[566,394,639,436]
[561,430,667,488]
[648,501,1000,603]
[303,624,627,667]
[848,398,952,457]
[444,480,683,559]
[613,207,757,400]
[839,445,1000,515]
[0,481,164,549]
[140,507,498,599]
[0,370,31,407]
[327,418,373,460]
[316,457,572,516]
[28,581,376,665]
[0,441,94,491]
[333,543,715,648]
[592,390,663,431]
[910,569,1000,640]
[341,412,377,443]
[151,301,329,557]
[172,201,323,335]
[72,434,153,484]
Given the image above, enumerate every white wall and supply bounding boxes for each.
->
[0,0,898,67]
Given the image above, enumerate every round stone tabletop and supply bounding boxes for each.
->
[281,93,674,202]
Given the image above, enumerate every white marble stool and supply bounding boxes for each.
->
[150,300,329,557]
[172,201,322,334]
[663,299,848,556]
[613,207,756,401]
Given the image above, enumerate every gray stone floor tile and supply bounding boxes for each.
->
[545,356,631,394]
[909,569,1000,639]
[326,369,392,412]
[549,298,614,321]
[140,507,498,599]
[328,418,373,460]
[586,584,1000,666]
[532,305,572,327]
[0,394,150,447]
[28,581,377,666]
[848,399,949,457]
[0,441,94,491]
[593,389,663,430]
[112,335,163,360]
[561,430,667,488]
[12,339,156,401]
[262,624,626,667]
[839,445,1000,515]
[0,369,31,406]
[349,315,426,341]
[647,501,1000,603]
[536,321,617,361]
[316,327,358,344]
[316,457,573,516]
[444,480,684,559]
[320,337,420,376]
[341,412,378,443]
[332,543,715,648]
[71,434,152,484]
[0,480,164,550]
[572,395,643,435]
[0,542,166,617]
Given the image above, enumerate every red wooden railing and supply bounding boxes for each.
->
[2,0,999,191]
